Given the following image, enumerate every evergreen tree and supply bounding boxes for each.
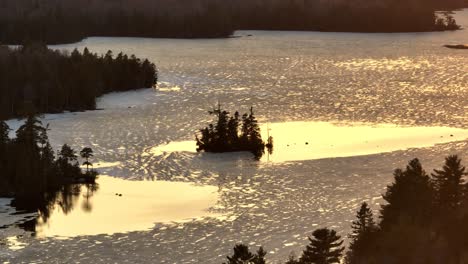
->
[299,228,344,264]
[224,244,267,264]
[380,158,432,229]
[227,111,240,146]
[14,115,47,195]
[345,203,377,264]
[285,254,300,264]
[80,147,94,173]
[57,144,80,179]
[432,155,466,212]
[349,202,376,240]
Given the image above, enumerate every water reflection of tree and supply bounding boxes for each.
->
[82,183,99,212]
[15,183,99,235]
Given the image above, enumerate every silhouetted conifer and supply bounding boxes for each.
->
[432,155,466,212]
[345,203,377,264]
[380,158,432,229]
[80,147,94,173]
[285,253,300,264]
[299,228,344,264]
[224,244,267,264]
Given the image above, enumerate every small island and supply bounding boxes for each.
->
[444,44,468,50]
[196,105,272,160]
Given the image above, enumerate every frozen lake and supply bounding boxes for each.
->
[1,9,468,263]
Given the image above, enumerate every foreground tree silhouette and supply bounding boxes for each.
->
[343,156,468,263]
[224,243,267,264]
[380,158,432,229]
[299,228,344,264]
[432,155,466,212]
[345,203,377,264]
[350,202,376,239]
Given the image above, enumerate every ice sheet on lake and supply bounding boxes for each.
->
[30,176,222,238]
[1,9,467,264]
[144,121,468,163]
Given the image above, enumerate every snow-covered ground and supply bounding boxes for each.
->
[1,9,468,263]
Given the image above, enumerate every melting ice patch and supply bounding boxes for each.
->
[30,176,221,238]
[145,121,468,162]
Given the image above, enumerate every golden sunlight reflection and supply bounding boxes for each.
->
[260,122,468,162]
[35,176,221,238]
[5,236,27,250]
[146,122,468,162]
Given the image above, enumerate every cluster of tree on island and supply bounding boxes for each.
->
[196,105,272,160]
[0,0,463,44]
[222,155,468,263]
[0,115,97,202]
[0,43,158,120]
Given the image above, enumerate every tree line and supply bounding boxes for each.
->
[0,43,158,120]
[0,0,462,44]
[196,105,272,160]
[0,116,97,202]
[223,155,468,263]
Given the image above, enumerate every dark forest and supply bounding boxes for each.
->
[0,0,463,44]
[0,44,157,120]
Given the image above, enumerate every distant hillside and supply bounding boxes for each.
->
[0,0,463,44]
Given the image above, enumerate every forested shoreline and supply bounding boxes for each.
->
[0,116,99,233]
[0,0,463,44]
[223,155,468,263]
[0,116,96,198]
[0,44,157,120]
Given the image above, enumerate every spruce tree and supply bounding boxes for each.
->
[299,228,344,264]
[346,203,377,264]
[224,244,267,264]
[432,155,466,212]
[285,254,300,264]
[380,158,432,229]
[350,202,376,240]
[14,115,46,195]
[227,111,240,146]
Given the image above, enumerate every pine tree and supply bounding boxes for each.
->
[299,228,344,264]
[380,158,432,229]
[350,202,376,240]
[14,115,46,195]
[432,155,466,212]
[80,147,94,173]
[57,144,80,179]
[345,203,377,264]
[227,111,240,146]
[224,244,267,264]
[285,253,300,264]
